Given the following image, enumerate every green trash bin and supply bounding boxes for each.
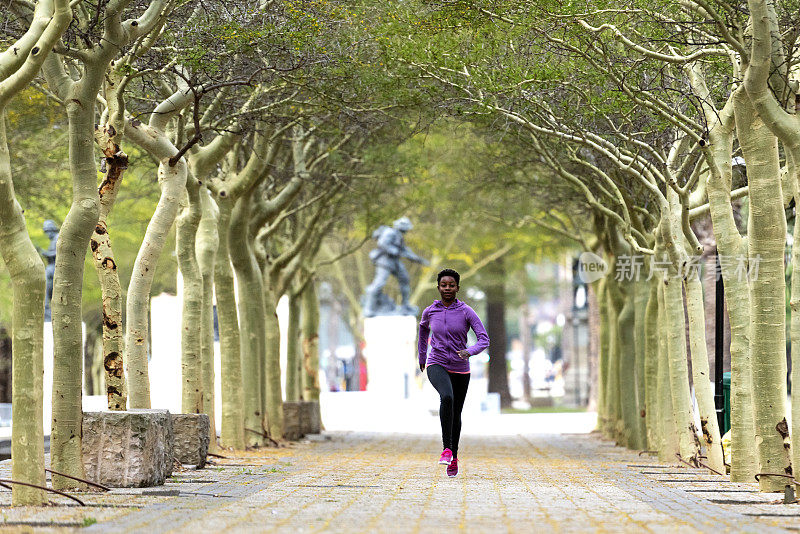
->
[722,371,731,435]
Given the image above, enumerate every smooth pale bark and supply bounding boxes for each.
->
[230,191,267,445]
[0,117,47,505]
[263,289,284,440]
[643,279,660,451]
[125,91,192,409]
[632,279,649,449]
[49,86,98,491]
[301,279,321,402]
[214,199,245,449]
[0,0,70,504]
[743,0,800,489]
[693,84,758,481]
[596,277,610,433]
[604,275,623,442]
[657,173,705,466]
[616,284,640,448]
[177,178,202,414]
[656,278,680,461]
[197,189,219,450]
[734,92,791,491]
[684,275,725,473]
[91,129,128,411]
[789,148,800,491]
[587,284,600,411]
[286,290,302,401]
[663,276,701,464]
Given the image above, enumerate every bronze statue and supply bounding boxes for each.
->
[39,220,58,322]
[364,217,428,317]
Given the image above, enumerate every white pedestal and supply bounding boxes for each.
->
[149,293,181,415]
[363,315,418,399]
[43,322,53,436]
[149,292,223,436]
[42,320,85,435]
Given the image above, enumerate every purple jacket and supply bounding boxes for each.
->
[418,299,490,373]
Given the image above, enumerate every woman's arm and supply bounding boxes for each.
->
[418,308,431,369]
[464,307,490,356]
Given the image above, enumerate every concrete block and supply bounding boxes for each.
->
[171,413,209,467]
[283,401,321,440]
[305,401,321,435]
[82,409,174,488]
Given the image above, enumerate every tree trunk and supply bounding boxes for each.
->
[177,178,202,414]
[229,191,266,446]
[596,277,610,433]
[744,0,800,490]
[50,94,98,490]
[735,93,791,491]
[263,289,284,441]
[656,277,680,461]
[617,282,642,449]
[0,113,47,505]
[586,283,600,412]
[643,279,660,450]
[663,276,701,464]
[301,279,321,402]
[703,94,758,482]
[286,290,302,401]
[196,188,219,451]
[90,129,128,411]
[125,117,189,409]
[633,280,649,449]
[485,258,511,408]
[605,275,623,442]
[684,274,725,473]
[214,199,245,449]
[788,148,800,493]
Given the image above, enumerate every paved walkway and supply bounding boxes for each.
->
[0,423,798,533]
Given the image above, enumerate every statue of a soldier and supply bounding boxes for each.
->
[364,217,429,317]
[38,220,59,322]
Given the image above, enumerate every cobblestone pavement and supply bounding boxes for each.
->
[0,429,799,533]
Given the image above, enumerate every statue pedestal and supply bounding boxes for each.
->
[363,315,418,399]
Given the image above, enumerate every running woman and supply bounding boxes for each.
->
[418,268,490,477]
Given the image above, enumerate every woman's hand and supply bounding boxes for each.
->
[457,349,470,360]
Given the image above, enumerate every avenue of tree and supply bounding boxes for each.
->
[3,0,800,506]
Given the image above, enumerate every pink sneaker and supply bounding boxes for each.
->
[447,458,459,477]
[438,448,453,465]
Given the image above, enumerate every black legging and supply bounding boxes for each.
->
[427,364,470,458]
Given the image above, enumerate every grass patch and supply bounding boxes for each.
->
[82,517,97,527]
[501,406,587,414]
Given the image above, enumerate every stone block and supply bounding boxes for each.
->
[305,401,321,435]
[82,409,174,488]
[283,401,321,440]
[283,402,303,441]
[171,413,209,467]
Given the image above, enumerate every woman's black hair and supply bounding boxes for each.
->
[437,268,460,286]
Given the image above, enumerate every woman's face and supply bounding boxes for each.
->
[438,276,459,302]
